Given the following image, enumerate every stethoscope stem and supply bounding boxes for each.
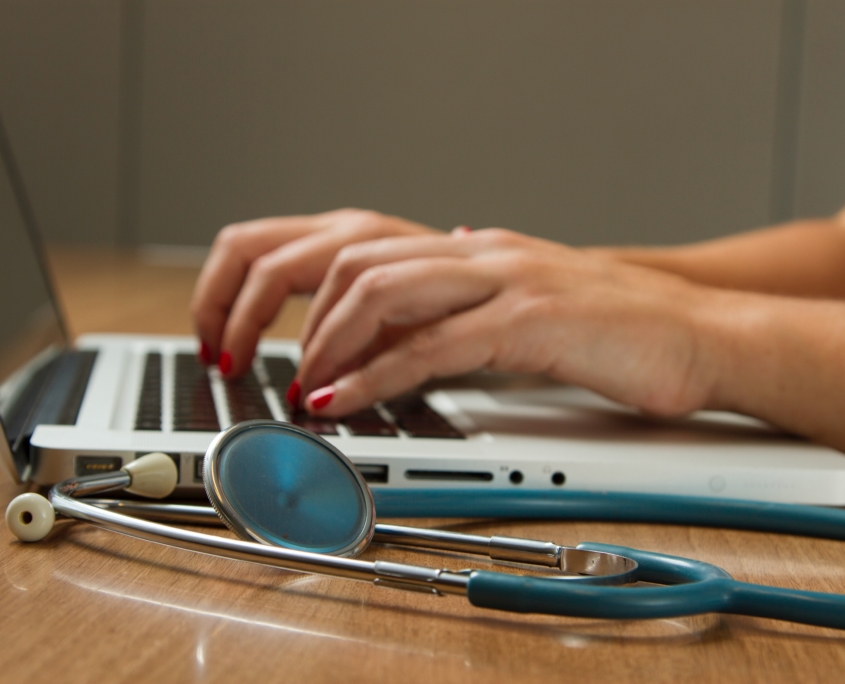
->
[85,499,636,580]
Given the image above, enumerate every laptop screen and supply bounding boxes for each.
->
[0,110,66,480]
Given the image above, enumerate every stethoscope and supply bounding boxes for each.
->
[6,419,845,629]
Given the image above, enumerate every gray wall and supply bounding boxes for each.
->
[1,1,843,248]
[0,0,121,245]
[794,1,845,218]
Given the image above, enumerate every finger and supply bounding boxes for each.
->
[191,216,322,360]
[303,302,501,416]
[302,227,535,349]
[218,226,401,376]
[300,233,483,347]
[297,257,500,394]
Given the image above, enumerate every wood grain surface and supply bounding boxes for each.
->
[1,247,844,683]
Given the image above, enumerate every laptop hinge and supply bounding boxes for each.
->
[4,349,98,481]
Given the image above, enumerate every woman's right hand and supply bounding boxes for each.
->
[190,208,437,376]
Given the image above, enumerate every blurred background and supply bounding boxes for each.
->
[0,0,843,249]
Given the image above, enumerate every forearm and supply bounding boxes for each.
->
[698,289,845,451]
[593,215,845,298]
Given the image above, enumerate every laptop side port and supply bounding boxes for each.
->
[355,464,389,484]
[404,469,493,482]
[74,455,123,476]
[194,454,205,483]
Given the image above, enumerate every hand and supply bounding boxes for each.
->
[294,228,720,417]
[190,209,437,376]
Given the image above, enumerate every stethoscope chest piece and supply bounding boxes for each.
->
[203,420,375,557]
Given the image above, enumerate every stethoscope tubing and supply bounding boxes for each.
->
[470,543,845,629]
[81,497,845,629]
[75,494,845,628]
[373,489,845,540]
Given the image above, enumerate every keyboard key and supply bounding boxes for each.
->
[383,395,464,439]
[225,369,274,423]
[174,354,220,432]
[341,408,398,437]
[263,357,297,394]
[289,411,339,435]
[135,352,162,431]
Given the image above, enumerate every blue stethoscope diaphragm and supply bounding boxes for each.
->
[203,420,375,557]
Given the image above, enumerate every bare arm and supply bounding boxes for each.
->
[701,289,845,450]
[593,212,845,298]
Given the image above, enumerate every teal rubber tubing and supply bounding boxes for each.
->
[467,543,845,629]
[372,489,845,540]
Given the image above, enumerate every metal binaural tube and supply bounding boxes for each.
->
[55,471,131,498]
[86,500,637,583]
[51,482,470,596]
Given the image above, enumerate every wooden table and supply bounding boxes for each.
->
[2,248,845,683]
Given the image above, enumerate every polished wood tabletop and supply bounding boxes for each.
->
[2,247,845,683]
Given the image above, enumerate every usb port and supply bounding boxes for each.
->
[355,464,388,484]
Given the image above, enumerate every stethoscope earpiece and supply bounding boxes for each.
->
[6,492,55,542]
[5,450,177,542]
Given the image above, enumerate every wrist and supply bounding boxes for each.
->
[689,287,757,414]
[690,289,845,447]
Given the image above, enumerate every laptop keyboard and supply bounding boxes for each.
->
[135,352,464,439]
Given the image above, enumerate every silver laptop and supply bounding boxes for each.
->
[4,113,845,504]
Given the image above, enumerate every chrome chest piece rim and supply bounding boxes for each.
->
[203,420,376,558]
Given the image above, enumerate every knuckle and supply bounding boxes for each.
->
[406,325,445,362]
[332,244,369,280]
[338,208,389,237]
[249,253,278,282]
[352,266,395,303]
[214,223,247,251]
[513,292,557,323]
[488,251,533,280]
[480,227,519,247]
[330,207,364,219]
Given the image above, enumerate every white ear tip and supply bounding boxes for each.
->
[6,493,55,542]
[123,452,178,499]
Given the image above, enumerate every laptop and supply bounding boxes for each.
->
[4,113,845,505]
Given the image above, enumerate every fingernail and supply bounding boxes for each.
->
[198,340,212,364]
[451,225,472,236]
[285,379,301,407]
[307,385,335,410]
[218,350,232,375]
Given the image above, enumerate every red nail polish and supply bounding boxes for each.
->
[198,341,212,364]
[285,380,301,407]
[308,386,335,410]
[218,350,232,375]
